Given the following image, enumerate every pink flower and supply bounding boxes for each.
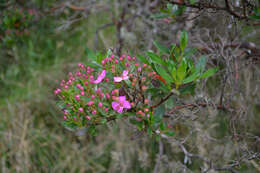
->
[114,70,129,82]
[125,62,130,67]
[88,101,94,106]
[86,116,91,120]
[94,70,106,84]
[104,107,109,112]
[92,110,97,115]
[80,91,85,96]
[98,102,103,108]
[112,96,131,113]
[54,88,61,95]
[75,95,80,101]
[105,93,110,99]
[91,95,95,99]
[76,84,82,89]
[79,107,83,112]
[63,116,67,119]
[100,93,105,98]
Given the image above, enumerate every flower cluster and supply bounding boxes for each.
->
[54,54,160,130]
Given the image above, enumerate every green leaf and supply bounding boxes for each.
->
[171,66,177,82]
[153,40,170,54]
[151,13,170,19]
[180,30,188,52]
[196,56,207,73]
[200,68,218,79]
[182,71,199,84]
[155,64,173,84]
[179,83,196,95]
[147,127,153,136]
[137,55,150,65]
[177,60,187,82]
[147,51,165,65]
[154,104,165,124]
[160,122,166,131]
[165,131,175,136]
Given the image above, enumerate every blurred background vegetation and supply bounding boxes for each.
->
[0,0,259,172]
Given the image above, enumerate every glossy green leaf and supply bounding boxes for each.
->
[151,13,169,19]
[177,60,187,82]
[196,56,207,73]
[137,55,150,65]
[180,30,188,52]
[147,51,165,65]
[153,40,170,54]
[200,68,218,79]
[182,71,199,84]
[154,104,165,123]
[155,64,173,83]
[165,131,175,136]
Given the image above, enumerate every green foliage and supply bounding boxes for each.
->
[139,31,217,93]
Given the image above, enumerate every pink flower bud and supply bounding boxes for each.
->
[76,72,81,77]
[91,95,95,99]
[86,116,91,120]
[84,81,88,86]
[144,108,149,112]
[125,62,130,67]
[105,93,110,99]
[105,78,109,82]
[112,89,119,95]
[102,60,106,65]
[79,107,83,112]
[75,95,80,101]
[73,117,77,121]
[98,102,103,108]
[64,116,67,119]
[147,114,150,118]
[127,56,132,60]
[100,93,105,98]
[88,101,94,106]
[67,80,72,85]
[80,91,84,96]
[76,84,82,89]
[144,99,149,104]
[104,107,109,112]
[143,64,147,68]
[64,85,69,89]
[133,56,136,60]
[92,110,97,115]
[115,59,119,64]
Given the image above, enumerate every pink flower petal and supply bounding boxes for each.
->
[112,102,120,111]
[117,106,124,113]
[123,101,131,109]
[122,76,129,80]
[114,77,122,82]
[94,70,106,84]
[122,70,128,76]
[118,96,126,102]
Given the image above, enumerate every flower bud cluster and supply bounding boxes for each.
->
[54,54,160,130]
